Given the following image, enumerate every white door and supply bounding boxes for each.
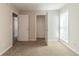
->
[18,15,29,41]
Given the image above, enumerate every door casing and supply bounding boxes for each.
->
[35,14,48,44]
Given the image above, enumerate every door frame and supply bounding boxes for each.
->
[12,13,18,45]
[35,14,48,44]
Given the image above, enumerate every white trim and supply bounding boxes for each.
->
[18,40,29,41]
[29,39,36,41]
[48,39,58,41]
[0,45,12,56]
[59,40,79,55]
[18,39,36,41]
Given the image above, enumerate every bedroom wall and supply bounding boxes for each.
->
[20,10,47,41]
[60,4,79,55]
[0,4,19,55]
[20,10,59,41]
[48,10,59,41]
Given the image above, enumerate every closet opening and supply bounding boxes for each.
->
[36,15,46,42]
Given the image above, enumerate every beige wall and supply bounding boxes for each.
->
[0,4,18,55]
[20,10,59,41]
[48,10,59,41]
[60,4,79,55]
[20,10,47,41]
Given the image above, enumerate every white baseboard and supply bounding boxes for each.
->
[18,40,29,41]
[48,39,58,41]
[17,38,37,41]
[0,44,12,56]
[29,39,36,41]
[59,40,79,55]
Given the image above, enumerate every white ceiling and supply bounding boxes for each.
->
[12,3,66,11]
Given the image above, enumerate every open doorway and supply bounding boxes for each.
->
[12,13,18,45]
[36,15,47,44]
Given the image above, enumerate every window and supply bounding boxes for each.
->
[60,10,69,43]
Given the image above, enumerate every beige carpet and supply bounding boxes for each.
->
[3,39,78,56]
